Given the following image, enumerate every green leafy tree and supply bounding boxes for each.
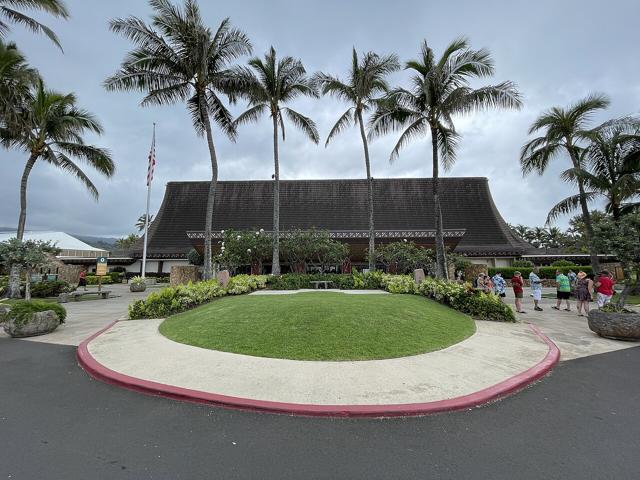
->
[592,212,640,306]
[216,229,272,274]
[280,229,346,273]
[0,238,59,300]
[0,0,68,49]
[521,93,610,273]
[313,49,399,271]
[374,241,434,274]
[370,38,522,279]
[106,0,252,280]
[233,47,319,275]
[547,117,640,223]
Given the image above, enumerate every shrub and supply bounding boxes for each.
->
[380,274,415,294]
[130,276,146,287]
[6,300,67,326]
[0,275,9,297]
[551,259,577,267]
[416,277,515,322]
[85,275,113,285]
[30,280,72,298]
[109,272,123,283]
[512,260,534,267]
[128,275,269,319]
[187,248,203,266]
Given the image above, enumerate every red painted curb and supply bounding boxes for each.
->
[77,322,560,418]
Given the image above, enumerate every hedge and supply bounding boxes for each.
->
[30,280,72,298]
[266,272,384,290]
[128,275,268,319]
[85,275,113,285]
[488,266,592,279]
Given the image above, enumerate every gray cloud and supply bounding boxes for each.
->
[1,0,638,236]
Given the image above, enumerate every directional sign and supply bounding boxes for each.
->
[96,256,108,276]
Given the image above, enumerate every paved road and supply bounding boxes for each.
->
[1,339,638,479]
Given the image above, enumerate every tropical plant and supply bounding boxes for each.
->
[0,238,59,300]
[312,49,399,271]
[106,0,252,280]
[233,47,319,275]
[521,93,611,272]
[547,117,640,223]
[136,213,154,231]
[216,229,272,274]
[374,240,433,274]
[0,0,68,49]
[370,37,522,279]
[114,233,140,250]
[280,229,347,273]
[592,211,640,307]
[0,40,37,126]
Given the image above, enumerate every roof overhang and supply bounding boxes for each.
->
[186,229,466,240]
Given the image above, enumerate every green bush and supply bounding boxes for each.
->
[267,273,354,290]
[85,275,113,285]
[416,277,515,322]
[30,280,71,298]
[109,272,123,283]
[6,300,67,326]
[128,275,269,319]
[0,275,8,297]
[550,259,578,267]
[512,260,534,267]
[380,274,416,294]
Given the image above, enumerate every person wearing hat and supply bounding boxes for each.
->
[575,271,594,317]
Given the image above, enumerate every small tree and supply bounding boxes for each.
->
[216,229,272,274]
[0,238,59,300]
[374,241,434,274]
[592,212,640,307]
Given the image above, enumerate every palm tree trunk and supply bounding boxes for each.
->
[198,93,218,281]
[271,112,281,276]
[568,146,600,273]
[357,109,375,271]
[8,153,38,298]
[430,126,448,279]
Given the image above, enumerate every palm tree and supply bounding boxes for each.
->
[0,40,37,127]
[105,0,252,280]
[233,46,319,275]
[547,117,640,223]
[0,0,69,49]
[370,38,522,278]
[1,80,114,297]
[313,49,399,271]
[521,94,610,273]
[136,213,155,231]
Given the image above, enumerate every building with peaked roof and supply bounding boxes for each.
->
[124,177,533,274]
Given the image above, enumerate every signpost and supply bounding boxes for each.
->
[96,256,108,292]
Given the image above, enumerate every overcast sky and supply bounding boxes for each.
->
[1,0,638,237]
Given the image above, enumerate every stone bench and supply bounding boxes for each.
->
[310,281,334,290]
[58,290,112,303]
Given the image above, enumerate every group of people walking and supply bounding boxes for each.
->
[476,267,616,317]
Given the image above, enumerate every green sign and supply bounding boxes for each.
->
[97,256,108,264]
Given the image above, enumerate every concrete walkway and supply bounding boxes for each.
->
[0,283,156,346]
[82,315,553,411]
[504,288,639,360]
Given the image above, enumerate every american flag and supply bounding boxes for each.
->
[147,127,156,186]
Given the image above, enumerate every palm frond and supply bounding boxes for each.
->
[325,107,354,147]
[282,107,319,143]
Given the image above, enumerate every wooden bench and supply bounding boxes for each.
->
[58,290,112,303]
[309,281,334,290]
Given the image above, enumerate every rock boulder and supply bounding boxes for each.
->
[3,310,61,338]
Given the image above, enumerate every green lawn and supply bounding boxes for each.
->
[159,293,476,361]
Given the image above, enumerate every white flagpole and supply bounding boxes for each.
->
[141,123,155,279]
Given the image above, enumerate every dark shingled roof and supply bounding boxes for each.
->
[133,177,530,258]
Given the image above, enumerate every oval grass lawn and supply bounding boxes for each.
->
[159,292,476,361]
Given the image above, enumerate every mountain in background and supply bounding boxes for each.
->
[72,234,119,251]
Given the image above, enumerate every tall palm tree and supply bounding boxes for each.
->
[521,94,610,273]
[136,213,155,231]
[0,0,68,49]
[313,49,399,271]
[547,117,640,223]
[105,0,252,280]
[370,38,522,278]
[233,46,319,275]
[1,80,114,297]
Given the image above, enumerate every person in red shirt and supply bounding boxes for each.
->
[511,271,526,314]
[594,271,615,308]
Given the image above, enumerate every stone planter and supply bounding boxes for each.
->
[588,309,640,341]
[3,311,61,338]
[130,283,147,293]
